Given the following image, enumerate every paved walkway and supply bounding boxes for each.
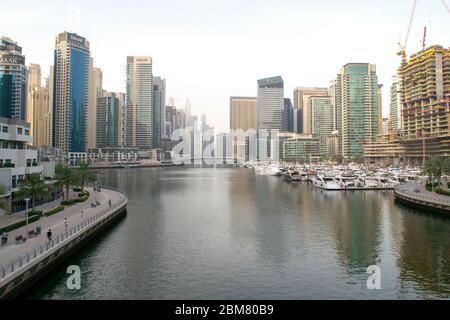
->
[0,187,123,267]
[396,181,450,205]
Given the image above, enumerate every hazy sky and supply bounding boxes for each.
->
[2,0,449,132]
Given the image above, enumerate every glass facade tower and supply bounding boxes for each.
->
[0,37,27,121]
[53,32,90,152]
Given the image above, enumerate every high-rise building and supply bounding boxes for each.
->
[97,92,119,148]
[283,98,293,133]
[293,87,329,134]
[378,84,383,133]
[164,105,177,137]
[53,32,91,152]
[0,37,27,121]
[389,75,403,133]
[27,63,49,147]
[152,76,166,148]
[126,56,153,149]
[229,96,257,131]
[257,76,284,130]
[116,92,126,147]
[88,66,103,149]
[310,96,333,157]
[335,63,379,159]
[44,66,54,148]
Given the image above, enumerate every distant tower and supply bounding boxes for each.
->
[53,32,91,152]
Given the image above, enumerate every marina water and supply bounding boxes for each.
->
[27,167,450,299]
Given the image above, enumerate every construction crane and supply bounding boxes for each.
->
[421,26,427,51]
[397,0,418,63]
[442,0,450,14]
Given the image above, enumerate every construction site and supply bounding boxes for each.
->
[364,0,450,166]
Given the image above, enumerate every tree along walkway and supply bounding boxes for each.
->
[0,187,122,267]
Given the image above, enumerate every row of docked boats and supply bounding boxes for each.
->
[242,162,423,191]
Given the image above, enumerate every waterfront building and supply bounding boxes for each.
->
[310,96,333,158]
[88,66,103,149]
[283,98,294,133]
[87,147,139,163]
[53,32,91,153]
[258,76,284,130]
[364,45,450,166]
[363,133,405,166]
[27,63,50,147]
[126,56,153,149]
[230,96,258,131]
[335,63,379,160]
[0,117,57,213]
[117,92,126,147]
[293,87,329,134]
[0,37,27,121]
[44,66,54,148]
[326,130,340,160]
[389,75,403,133]
[282,134,320,163]
[97,92,120,148]
[152,76,165,148]
[378,84,383,133]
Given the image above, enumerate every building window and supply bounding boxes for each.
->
[2,142,8,149]
[2,126,8,133]
[25,129,30,136]
[27,159,31,167]
[17,127,23,135]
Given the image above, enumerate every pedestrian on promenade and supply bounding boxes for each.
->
[64,217,68,231]
[47,229,52,242]
[109,199,111,207]
[1,232,8,246]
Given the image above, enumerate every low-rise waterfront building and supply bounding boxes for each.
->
[282,134,320,162]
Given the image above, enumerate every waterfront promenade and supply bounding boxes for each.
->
[0,186,127,290]
[395,181,450,214]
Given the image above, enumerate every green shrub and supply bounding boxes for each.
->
[61,200,75,206]
[448,182,450,189]
[74,195,89,203]
[436,188,450,197]
[0,214,40,234]
[28,210,43,218]
[45,205,65,217]
[73,187,82,192]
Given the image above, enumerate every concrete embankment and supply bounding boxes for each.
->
[0,188,127,300]
[394,183,450,215]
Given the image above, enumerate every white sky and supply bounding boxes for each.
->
[1,0,449,132]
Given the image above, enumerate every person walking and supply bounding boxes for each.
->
[47,229,52,242]
[64,217,68,231]
[1,232,8,246]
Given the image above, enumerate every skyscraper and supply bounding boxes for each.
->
[126,56,153,149]
[293,87,329,134]
[377,84,383,133]
[0,37,27,121]
[310,96,333,157]
[116,92,126,147]
[97,92,119,148]
[257,76,284,130]
[88,66,103,149]
[335,63,379,159]
[27,63,49,147]
[283,98,293,133]
[389,75,402,132]
[44,66,54,148]
[229,96,258,131]
[53,32,91,152]
[152,76,166,148]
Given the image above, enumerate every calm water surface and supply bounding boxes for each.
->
[28,167,450,299]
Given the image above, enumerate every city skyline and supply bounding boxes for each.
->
[1,0,449,133]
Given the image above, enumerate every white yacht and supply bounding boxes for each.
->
[312,176,341,190]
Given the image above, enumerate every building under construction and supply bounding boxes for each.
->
[364,45,450,166]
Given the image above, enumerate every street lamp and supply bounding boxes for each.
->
[24,198,30,240]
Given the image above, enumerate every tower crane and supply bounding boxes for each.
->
[397,0,418,63]
[442,0,450,14]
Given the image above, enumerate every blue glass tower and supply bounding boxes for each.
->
[53,32,90,152]
[0,37,27,121]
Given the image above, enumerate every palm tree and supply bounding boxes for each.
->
[422,158,435,183]
[55,165,78,201]
[15,173,51,212]
[77,162,97,192]
[0,184,10,215]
